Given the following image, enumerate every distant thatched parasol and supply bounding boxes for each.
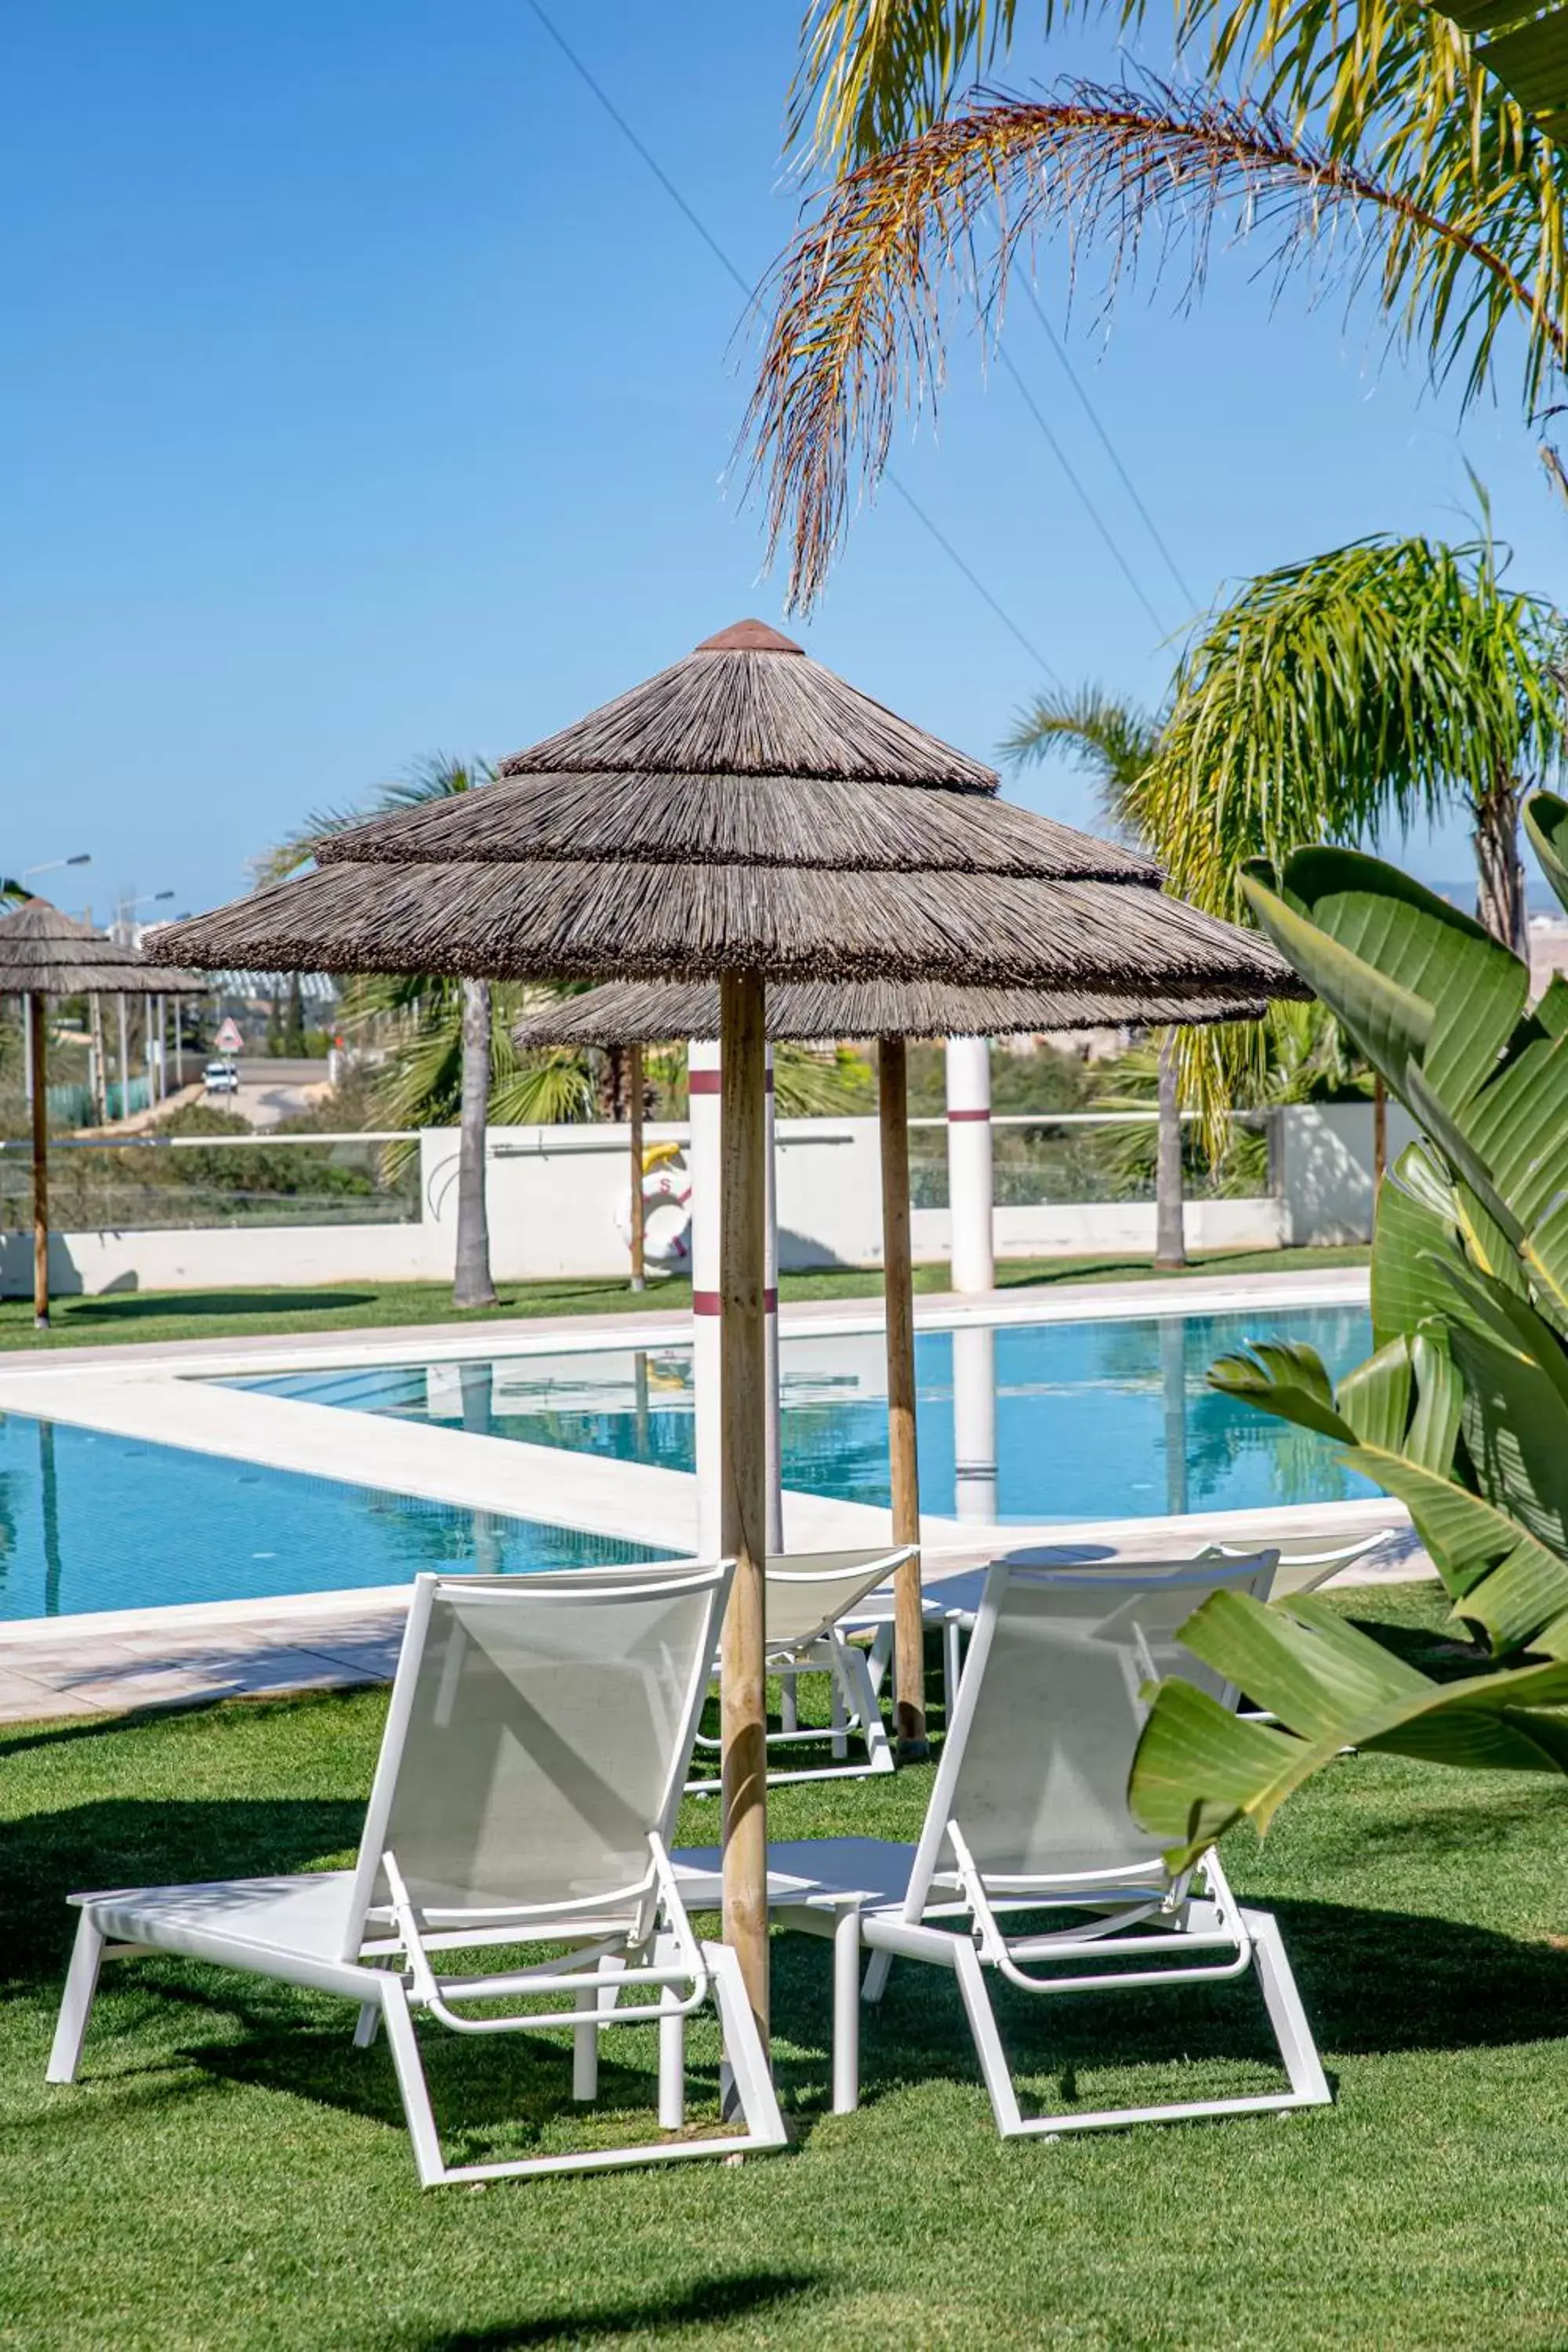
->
[151,618,1302,2045]
[1,899,205,1327]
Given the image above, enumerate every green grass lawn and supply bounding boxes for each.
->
[0,1245,1370,1355]
[3,1584,1565,2351]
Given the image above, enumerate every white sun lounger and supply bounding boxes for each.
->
[558,1547,913,1788]
[675,1550,1332,2137]
[46,1563,786,2187]
[927,1526,1401,1722]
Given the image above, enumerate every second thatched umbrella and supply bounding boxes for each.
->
[515,976,1272,1744]
[0,899,205,1328]
[151,616,1301,2050]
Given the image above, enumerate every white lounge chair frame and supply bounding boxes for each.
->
[677,1552,1331,2139]
[48,1563,786,2187]
[688,1548,911,1790]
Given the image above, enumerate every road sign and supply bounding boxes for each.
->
[214,1018,243,1054]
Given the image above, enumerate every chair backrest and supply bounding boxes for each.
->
[905,1551,1277,1918]
[339,1561,733,1953]
[761,1548,913,1648]
[1210,1527,1396,1600]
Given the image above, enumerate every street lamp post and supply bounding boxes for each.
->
[109,891,173,1120]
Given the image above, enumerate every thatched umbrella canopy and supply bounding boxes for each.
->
[512,976,1271,1047]
[1,899,205,1328]
[151,617,1301,2048]
[514,974,1273,1696]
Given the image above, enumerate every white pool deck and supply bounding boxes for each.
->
[0,1262,1425,1727]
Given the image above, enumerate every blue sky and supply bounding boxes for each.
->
[5,1,1565,924]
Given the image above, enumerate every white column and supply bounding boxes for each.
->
[690,1036,782,1563]
[951,1323,998,1523]
[117,996,129,1122]
[946,1035,994,1294]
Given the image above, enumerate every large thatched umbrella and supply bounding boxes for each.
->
[514,975,1272,1738]
[150,616,1300,2046]
[0,899,205,1328]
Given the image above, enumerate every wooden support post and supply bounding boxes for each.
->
[719,971,770,2051]
[28,993,49,1329]
[879,1036,927,1761]
[628,1042,645,1291]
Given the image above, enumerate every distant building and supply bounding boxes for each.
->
[1528,916,1568,1000]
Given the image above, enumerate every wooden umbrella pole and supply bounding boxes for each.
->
[719,970,771,2051]
[28,993,49,1329]
[627,1041,645,1291]
[878,1036,927,1759]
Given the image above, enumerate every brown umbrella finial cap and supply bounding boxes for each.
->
[695,618,804,654]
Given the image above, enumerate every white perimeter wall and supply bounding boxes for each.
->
[3,1118,1284,1295]
[1277,1101,1417,1247]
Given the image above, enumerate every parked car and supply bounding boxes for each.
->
[203,1060,240,1096]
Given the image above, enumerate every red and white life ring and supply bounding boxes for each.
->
[616,1148,692,1270]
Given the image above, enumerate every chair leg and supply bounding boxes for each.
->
[378,1979,447,2189]
[572,1980,599,2102]
[1247,1909,1332,2107]
[951,1938,1026,2135]
[655,1931,686,2130]
[354,2002,382,2049]
[865,1623,893,1704]
[829,1669,848,1761]
[46,1912,106,2086]
[705,1943,788,2151]
[832,1906,862,2114]
[779,1668,798,1735]
[840,1642,894,1776]
[861,1947,893,2005]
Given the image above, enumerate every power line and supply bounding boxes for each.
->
[1015,279,1200,615]
[520,0,1059,681]
[994,343,1170,640]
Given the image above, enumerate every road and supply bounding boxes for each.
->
[211,1058,334,1130]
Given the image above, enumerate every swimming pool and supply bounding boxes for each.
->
[0,1414,671,1621]
[233,1303,1377,1523]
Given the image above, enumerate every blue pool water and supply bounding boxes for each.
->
[234,1304,1377,1523]
[0,1415,671,1621]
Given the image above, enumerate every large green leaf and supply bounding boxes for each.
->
[1207,1341,1355,1444]
[1131,1593,1568,1868]
[1249,848,1528,1105]
[1525,793,1568,921]
[1370,1145,1462,1348]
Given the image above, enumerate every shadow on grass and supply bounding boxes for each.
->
[402,2272,821,2349]
[41,1290,388,1325]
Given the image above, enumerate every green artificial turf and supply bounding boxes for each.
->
[0,1246,1369,1356]
[3,1584,1566,2350]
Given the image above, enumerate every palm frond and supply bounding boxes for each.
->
[746,77,1564,608]
[1001,685,1162,834]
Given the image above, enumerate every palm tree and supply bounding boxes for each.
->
[1011,534,1566,1145]
[1145,528,1568,961]
[750,13,1566,606]
[1003,687,1190,1265]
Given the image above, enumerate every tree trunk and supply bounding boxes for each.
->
[1474,774,1529,956]
[1153,1029,1186,1271]
[452,978,497,1309]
